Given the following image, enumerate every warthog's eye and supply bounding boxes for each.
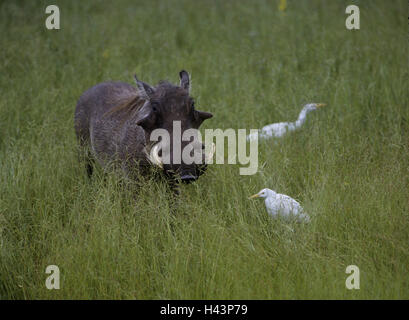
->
[151,103,159,113]
[190,100,198,122]
[193,110,199,122]
[190,99,196,112]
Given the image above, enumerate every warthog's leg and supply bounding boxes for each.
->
[85,153,95,178]
[77,144,95,178]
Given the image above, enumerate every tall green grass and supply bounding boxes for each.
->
[0,0,408,299]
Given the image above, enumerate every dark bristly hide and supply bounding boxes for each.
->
[74,70,213,186]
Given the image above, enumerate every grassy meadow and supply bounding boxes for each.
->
[0,0,408,299]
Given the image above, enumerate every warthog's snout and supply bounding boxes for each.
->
[148,140,214,184]
[180,174,198,184]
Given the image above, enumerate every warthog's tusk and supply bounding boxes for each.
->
[204,142,216,164]
[149,143,163,168]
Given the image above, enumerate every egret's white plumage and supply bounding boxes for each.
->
[247,103,326,141]
[249,188,310,223]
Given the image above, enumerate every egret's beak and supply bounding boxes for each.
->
[315,103,326,108]
[248,193,260,199]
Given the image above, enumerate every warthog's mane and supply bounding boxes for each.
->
[104,95,144,120]
[105,81,186,121]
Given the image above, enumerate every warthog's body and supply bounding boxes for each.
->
[74,71,213,183]
[75,82,149,173]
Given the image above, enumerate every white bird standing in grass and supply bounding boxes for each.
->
[247,103,326,141]
[249,188,310,223]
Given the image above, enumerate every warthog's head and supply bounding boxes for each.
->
[134,70,214,183]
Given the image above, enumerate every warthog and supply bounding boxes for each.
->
[74,70,214,184]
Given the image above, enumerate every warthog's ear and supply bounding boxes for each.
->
[197,111,213,120]
[179,70,190,92]
[195,110,213,126]
[134,75,155,101]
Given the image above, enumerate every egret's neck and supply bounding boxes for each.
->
[295,107,310,128]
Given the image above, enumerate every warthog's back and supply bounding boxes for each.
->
[75,82,149,169]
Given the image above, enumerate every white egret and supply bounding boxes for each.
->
[247,103,326,141]
[249,188,310,223]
